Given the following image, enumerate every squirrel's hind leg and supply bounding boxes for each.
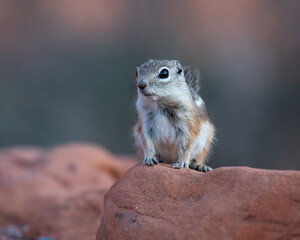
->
[189,121,215,172]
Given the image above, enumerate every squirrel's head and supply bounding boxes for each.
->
[136,59,185,101]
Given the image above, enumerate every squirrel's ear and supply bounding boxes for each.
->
[183,66,201,93]
[175,60,183,75]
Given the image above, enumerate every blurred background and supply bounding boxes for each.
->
[0,0,299,170]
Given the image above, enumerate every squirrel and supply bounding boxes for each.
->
[133,59,215,172]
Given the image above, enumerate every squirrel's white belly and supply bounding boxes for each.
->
[151,112,180,163]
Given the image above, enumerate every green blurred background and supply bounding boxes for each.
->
[0,0,299,169]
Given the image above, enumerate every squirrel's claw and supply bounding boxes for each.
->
[173,161,189,169]
[144,157,158,166]
[193,164,213,172]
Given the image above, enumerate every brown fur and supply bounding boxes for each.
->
[193,122,215,165]
[179,107,202,164]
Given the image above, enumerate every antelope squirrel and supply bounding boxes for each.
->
[133,59,215,172]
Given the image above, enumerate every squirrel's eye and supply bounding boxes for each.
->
[158,68,169,79]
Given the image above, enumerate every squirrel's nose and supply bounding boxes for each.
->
[137,80,146,90]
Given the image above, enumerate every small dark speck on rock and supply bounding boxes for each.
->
[131,214,137,223]
[115,211,124,220]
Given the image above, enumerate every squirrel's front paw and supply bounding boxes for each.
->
[193,164,213,172]
[173,161,189,169]
[144,156,158,166]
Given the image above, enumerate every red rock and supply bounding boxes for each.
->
[97,163,300,240]
[0,143,136,240]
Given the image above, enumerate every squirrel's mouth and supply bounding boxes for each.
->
[139,89,153,97]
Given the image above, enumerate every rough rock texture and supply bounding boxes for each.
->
[0,143,136,240]
[98,163,300,240]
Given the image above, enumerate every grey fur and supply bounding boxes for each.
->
[183,66,201,97]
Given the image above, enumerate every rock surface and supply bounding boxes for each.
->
[0,143,136,240]
[98,163,300,240]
